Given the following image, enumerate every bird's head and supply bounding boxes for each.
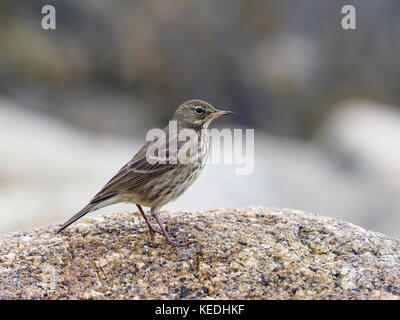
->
[173,99,234,129]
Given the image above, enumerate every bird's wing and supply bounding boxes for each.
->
[89,135,176,204]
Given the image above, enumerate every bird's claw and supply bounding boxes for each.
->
[165,238,197,247]
[143,238,197,247]
[136,225,163,235]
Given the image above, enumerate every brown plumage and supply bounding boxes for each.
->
[56,99,234,246]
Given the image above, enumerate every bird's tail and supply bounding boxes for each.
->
[56,203,96,234]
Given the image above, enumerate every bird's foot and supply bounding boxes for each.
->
[144,237,197,247]
[136,225,163,235]
[165,238,197,247]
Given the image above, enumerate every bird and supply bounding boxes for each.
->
[56,99,234,246]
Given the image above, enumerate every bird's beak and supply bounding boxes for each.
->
[211,109,235,118]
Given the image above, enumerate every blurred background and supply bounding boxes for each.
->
[1,0,400,237]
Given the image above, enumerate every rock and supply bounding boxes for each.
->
[0,207,399,300]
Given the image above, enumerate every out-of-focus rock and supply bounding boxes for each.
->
[2,1,400,137]
[0,96,141,232]
[317,100,400,236]
[0,207,399,299]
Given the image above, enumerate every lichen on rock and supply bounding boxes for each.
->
[0,207,399,299]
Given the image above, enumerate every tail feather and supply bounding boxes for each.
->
[56,203,95,234]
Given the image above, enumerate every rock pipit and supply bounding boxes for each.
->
[56,99,234,246]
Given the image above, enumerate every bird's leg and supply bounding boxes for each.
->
[136,204,162,234]
[151,206,196,247]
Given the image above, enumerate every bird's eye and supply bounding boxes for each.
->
[194,107,204,114]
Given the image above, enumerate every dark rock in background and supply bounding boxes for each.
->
[1,0,400,138]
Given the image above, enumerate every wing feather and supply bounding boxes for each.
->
[89,134,176,204]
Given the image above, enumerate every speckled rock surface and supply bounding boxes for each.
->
[1,207,400,300]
